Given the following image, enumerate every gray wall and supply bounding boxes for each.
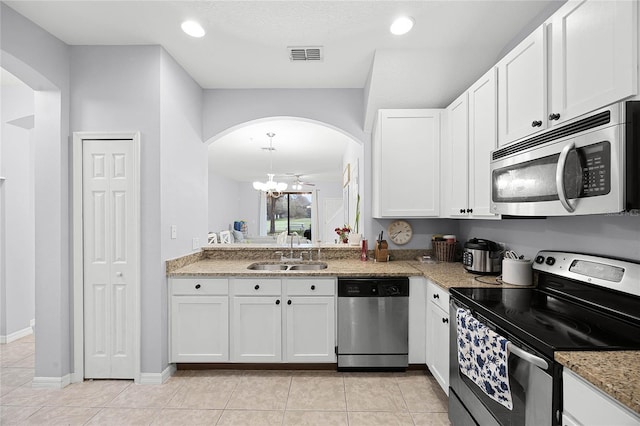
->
[458,215,640,262]
[71,45,208,375]
[1,3,71,380]
[0,81,36,340]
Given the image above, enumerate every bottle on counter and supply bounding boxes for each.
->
[361,239,368,261]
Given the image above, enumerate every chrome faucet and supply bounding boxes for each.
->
[289,232,300,259]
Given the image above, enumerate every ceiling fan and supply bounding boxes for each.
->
[286,174,315,190]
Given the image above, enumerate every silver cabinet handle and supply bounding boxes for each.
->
[508,343,548,370]
[556,141,576,213]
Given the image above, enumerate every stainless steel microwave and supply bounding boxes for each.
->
[490,101,639,216]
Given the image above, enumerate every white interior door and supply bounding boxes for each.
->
[82,139,137,379]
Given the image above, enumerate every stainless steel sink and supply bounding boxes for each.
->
[247,263,289,271]
[288,264,328,271]
[247,262,328,271]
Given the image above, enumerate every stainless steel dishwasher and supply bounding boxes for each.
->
[337,277,409,370]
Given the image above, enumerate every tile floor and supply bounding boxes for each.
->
[1,335,450,425]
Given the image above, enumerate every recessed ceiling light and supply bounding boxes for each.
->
[390,16,414,35]
[181,20,205,38]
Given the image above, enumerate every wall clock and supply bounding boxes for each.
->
[388,220,413,245]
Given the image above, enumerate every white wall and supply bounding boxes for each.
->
[203,89,366,145]
[1,3,71,380]
[0,82,36,341]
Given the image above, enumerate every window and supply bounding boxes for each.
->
[266,192,312,237]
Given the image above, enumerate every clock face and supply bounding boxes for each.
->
[388,220,413,245]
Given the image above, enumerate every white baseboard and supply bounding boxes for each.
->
[32,374,71,389]
[0,325,34,344]
[139,364,176,385]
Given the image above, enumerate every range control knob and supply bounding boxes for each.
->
[545,257,556,266]
[535,256,545,264]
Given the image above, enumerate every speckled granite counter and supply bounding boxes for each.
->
[168,251,513,288]
[556,351,640,416]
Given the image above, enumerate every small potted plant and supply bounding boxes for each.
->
[335,225,351,244]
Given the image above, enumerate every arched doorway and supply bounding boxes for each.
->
[206,116,364,244]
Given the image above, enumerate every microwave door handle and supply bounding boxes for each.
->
[508,342,549,370]
[556,141,576,213]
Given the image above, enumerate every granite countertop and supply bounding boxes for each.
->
[168,255,517,289]
[556,351,640,416]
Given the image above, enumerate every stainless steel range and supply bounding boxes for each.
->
[449,251,640,426]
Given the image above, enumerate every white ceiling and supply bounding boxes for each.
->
[5,0,561,182]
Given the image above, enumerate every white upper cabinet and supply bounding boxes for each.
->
[372,109,441,218]
[497,26,547,146]
[443,68,500,219]
[548,0,638,126]
[468,68,499,218]
[445,93,469,217]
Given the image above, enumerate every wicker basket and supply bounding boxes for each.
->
[432,241,456,262]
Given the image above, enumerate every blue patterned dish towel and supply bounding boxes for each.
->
[456,308,513,410]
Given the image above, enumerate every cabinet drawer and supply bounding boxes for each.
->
[233,279,281,296]
[427,281,449,312]
[285,278,335,296]
[171,278,228,295]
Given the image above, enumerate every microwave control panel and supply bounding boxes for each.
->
[578,142,610,197]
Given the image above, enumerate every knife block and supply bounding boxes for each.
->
[375,240,389,262]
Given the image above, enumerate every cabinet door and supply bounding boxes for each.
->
[468,67,500,218]
[445,93,469,217]
[231,296,282,362]
[498,26,547,146]
[426,302,450,395]
[285,296,335,363]
[374,109,441,217]
[170,296,228,362]
[549,0,637,125]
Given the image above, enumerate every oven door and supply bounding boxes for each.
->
[449,299,555,426]
[490,123,623,216]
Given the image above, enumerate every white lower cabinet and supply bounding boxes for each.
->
[230,277,336,363]
[425,280,450,395]
[562,369,640,426]
[232,295,282,362]
[169,278,229,363]
[285,296,335,362]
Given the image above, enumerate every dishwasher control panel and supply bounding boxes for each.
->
[338,277,409,297]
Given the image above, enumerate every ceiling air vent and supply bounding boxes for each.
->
[288,46,323,62]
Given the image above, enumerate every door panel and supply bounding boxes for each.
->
[83,139,135,379]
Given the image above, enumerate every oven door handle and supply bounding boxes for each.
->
[508,342,548,370]
[556,141,576,213]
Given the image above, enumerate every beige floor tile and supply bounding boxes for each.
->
[22,405,101,425]
[1,367,34,387]
[0,405,41,425]
[6,353,35,368]
[286,375,346,411]
[283,410,348,425]
[0,385,60,407]
[47,379,132,407]
[0,343,35,367]
[345,376,407,412]
[412,412,451,425]
[85,407,159,425]
[398,379,448,413]
[217,409,284,425]
[150,408,222,425]
[106,382,183,409]
[166,377,238,409]
[348,410,415,425]
[225,373,291,410]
